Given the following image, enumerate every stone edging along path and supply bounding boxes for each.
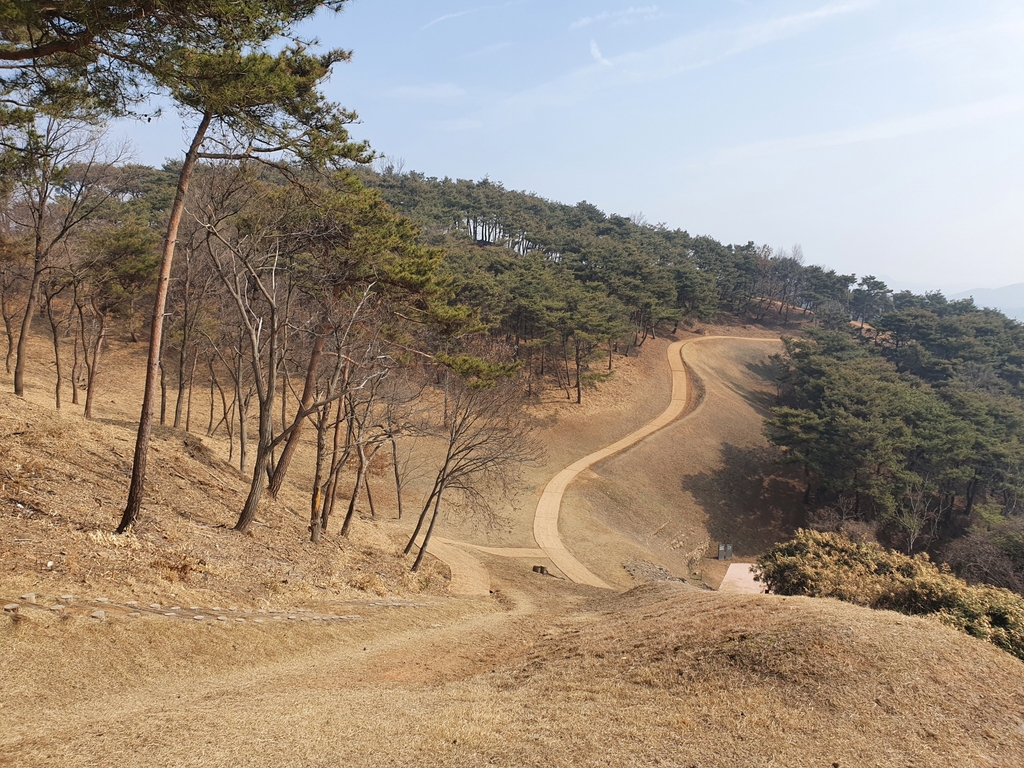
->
[2,592,427,623]
[532,335,782,590]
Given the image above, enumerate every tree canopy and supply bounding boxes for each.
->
[766,294,1024,567]
[1,1,351,115]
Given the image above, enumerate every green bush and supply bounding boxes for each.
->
[756,529,1024,661]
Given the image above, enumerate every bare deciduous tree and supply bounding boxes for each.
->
[0,116,125,397]
[405,370,539,572]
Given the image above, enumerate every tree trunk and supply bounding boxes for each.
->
[159,358,167,425]
[222,387,236,461]
[404,475,442,555]
[173,337,188,429]
[2,290,17,374]
[237,386,250,472]
[185,352,198,432]
[234,292,280,533]
[209,358,227,437]
[562,340,572,400]
[411,489,443,572]
[964,476,979,519]
[308,403,333,543]
[70,320,81,405]
[206,365,215,436]
[319,396,347,534]
[13,263,44,396]
[268,332,325,498]
[84,309,105,420]
[118,111,212,533]
[279,362,289,440]
[45,295,64,409]
[339,441,366,537]
[575,340,583,404]
[234,392,274,533]
[363,463,376,518]
[391,438,403,520]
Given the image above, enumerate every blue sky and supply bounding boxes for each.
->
[123,0,1024,294]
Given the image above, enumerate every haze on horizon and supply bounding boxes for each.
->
[121,0,1024,296]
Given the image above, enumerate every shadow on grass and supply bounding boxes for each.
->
[689,341,783,415]
[680,443,804,558]
[745,357,783,405]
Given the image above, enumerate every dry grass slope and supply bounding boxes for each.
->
[5,582,1022,767]
[494,584,1024,767]
[3,326,1023,767]
[0,388,448,610]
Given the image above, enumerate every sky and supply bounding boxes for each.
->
[121,0,1024,295]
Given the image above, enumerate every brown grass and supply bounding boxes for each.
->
[0,366,449,612]
[561,330,804,589]
[3,323,1023,767]
[3,581,1022,767]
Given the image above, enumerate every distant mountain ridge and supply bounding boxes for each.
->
[950,283,1024,320]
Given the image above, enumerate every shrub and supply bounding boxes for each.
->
[756,529,1024,661]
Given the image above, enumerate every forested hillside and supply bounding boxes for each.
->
[5,7,1024,767]
[6,132,1024,573]
[2,0,1021,587]
[766,291,1024,593]
[358,170,860,398]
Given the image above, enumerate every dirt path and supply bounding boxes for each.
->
[423,539,493,597]
[2,557,592,768]
[533,336,781,588]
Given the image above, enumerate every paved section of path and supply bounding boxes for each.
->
[426,539,492,597]
[718,563,764,594]
[533,336,781,590]
[437,539,547,559]
[428,538,552,598]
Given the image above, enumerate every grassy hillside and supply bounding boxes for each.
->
[4,581,1022,766]
[3,321,1023,767]
[479,584,1024,767]
[0,382,449,610]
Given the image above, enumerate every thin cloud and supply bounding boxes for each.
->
[704,95,1024,165]
[890,12,1024,91]
[590,40,612,67]
[724,0,877,57]
[572,6,660,30]
[503,0,875,114]
[421,8,487,31]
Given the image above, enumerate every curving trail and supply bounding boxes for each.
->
[426,335,780,595]
[425,539,550,597]
[532,336,781,589]
[426,539,493,597]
